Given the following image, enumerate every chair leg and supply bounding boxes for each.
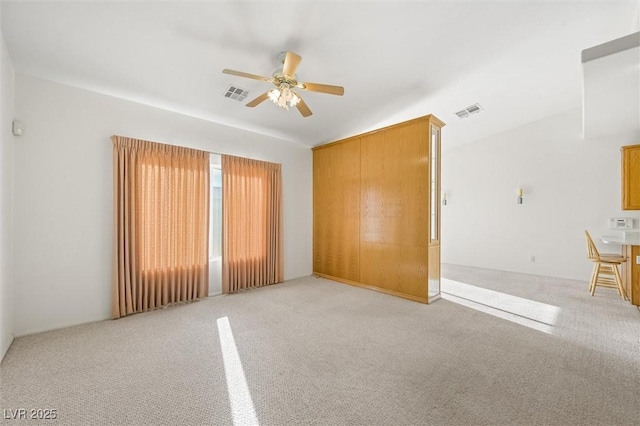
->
[589,263,598,293]
[613,264,627,300]
[591,263,601,296]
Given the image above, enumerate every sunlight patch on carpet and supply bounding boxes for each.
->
[217,316,260,426]
[441,279,561,334]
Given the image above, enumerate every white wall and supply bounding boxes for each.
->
[583,43,639,139]
[0,8,15,359]
[13,74,312,336]
[442,107,640,281]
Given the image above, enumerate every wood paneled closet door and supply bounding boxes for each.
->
[360,122,429,301]
[313,138,361,283]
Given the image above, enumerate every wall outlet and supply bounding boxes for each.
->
[530,255,536,262]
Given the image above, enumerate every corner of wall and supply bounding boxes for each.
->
[0,6,16,360]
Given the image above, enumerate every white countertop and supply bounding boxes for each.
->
[601,232,640,245]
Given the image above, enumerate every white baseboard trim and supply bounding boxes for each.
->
[14,315,111,338]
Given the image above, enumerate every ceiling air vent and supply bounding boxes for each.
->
[223,86,249,102]
[455,103,483,119]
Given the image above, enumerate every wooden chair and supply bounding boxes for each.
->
[585,230,627,299]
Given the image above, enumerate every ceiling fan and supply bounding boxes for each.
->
[222,51,344,117]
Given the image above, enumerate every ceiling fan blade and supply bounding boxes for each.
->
[298,81,344,96]
[282,51,302,77]
[222,69,272,82]
[296,97,313,117]
[246,91,270,107]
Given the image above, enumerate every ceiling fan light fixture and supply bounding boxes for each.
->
[268,84,301,110]
[268,89,280,103]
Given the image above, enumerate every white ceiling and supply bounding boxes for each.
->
[1,1,638,149]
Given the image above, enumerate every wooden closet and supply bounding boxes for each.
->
[313,115,444,303]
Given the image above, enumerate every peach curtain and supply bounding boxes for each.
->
[222,155,283,293]
[111,136,209,319]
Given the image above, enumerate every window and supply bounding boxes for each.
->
[210,164,222,261]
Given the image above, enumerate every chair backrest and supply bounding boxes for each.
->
[585,230,600,260]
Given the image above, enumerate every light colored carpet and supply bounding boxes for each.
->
[441,264,640,364]
[1,265,639,425]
